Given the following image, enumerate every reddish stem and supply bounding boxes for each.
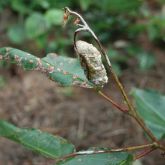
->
[98,91,128,113]
[134,148,156,160]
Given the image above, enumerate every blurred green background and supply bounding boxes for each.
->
[0,0,165,76]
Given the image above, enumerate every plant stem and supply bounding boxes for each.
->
[131,113,158,142]
[134,148,156,160]
[109,69,159,143]
[98,91,128,113]
[64,7,164,151]
[110,70,135,114]
[57,143,157,162]
[64,7,111,67]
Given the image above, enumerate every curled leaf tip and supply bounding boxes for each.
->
[75,40,108,89]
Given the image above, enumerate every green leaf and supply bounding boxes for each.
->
[7,24,26,44]
[57,151,133,165]
[25,12,49,39]
[42,53,93,87]
[132,88,165,139]
[0,47,93,88]
[0,120,75,158]
[45,9,63,26]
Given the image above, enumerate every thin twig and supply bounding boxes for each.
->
[98,91,128,113]
[64,7,159,144]
[131,114,159,143]
[64,7,165,151]
[134,148,156,160]
[57,143,157,162]
[64,7,111,67]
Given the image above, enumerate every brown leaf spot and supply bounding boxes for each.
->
[6,47,11,52]
[63,71,68,75]
[14,55,21,63]
[48,66,54,73]
[36,58,42,67]
[73,75,78,79]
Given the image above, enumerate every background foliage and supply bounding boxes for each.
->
[0,0,165,75]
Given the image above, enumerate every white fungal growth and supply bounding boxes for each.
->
[76,40,108,88]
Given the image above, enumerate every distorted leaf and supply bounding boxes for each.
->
[75,40,108,88]
[0,47,93,88]
[42,53,93,88]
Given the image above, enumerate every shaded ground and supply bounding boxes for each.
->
[0,38,165,165]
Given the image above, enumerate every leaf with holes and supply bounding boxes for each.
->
[132,88,165,139]
[0,47,93,88]
[0,120,75,158]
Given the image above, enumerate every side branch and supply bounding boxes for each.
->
[98,91,128,113]
[57,143,157,162]
[64,7,160,145]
